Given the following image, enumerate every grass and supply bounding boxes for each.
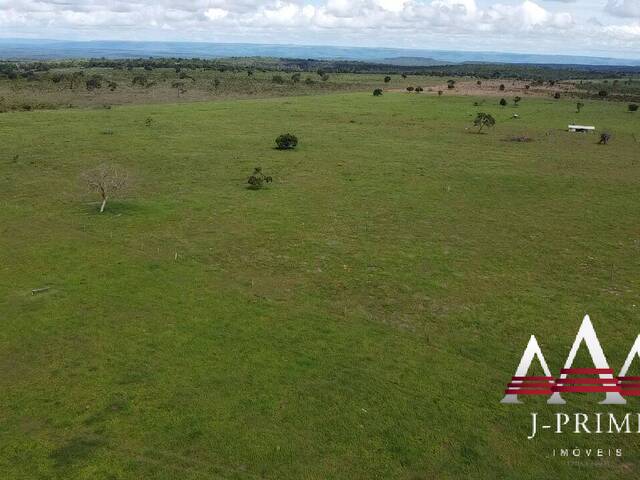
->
[1,92,640,479]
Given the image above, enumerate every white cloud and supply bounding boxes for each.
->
[0,0,637,58]
[606,0,640,18]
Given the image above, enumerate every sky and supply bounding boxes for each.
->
[0,0,639,59]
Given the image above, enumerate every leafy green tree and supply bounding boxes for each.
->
[474,112,496,133]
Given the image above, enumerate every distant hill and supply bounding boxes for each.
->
[1,39,639,67]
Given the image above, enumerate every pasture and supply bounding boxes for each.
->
[1,92,640,479]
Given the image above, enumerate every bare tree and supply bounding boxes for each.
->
[82,164,128,213]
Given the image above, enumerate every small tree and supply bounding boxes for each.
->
[437,90,443,96]
[401,73,407,79]
[576,102,584,113]
[474,113,496,133]
[82,164,128,213]
[275,133,298,150]
[384,76,392,83]
[291,73,301,83]
[247,167,272,190]
[598,133,611,145]
[598,90,608,98]
[321,73,330,82]
[447,79,455,90]
[272,75,285,84]
[415,86,423,93]
[499,98,507,107]
[629,104,639,112]
[554,92,561,99]
[513,96,522,106]
[476,80,482,86]
[499,84,505,91]
[406,86,414,92]
[373,88,383,96]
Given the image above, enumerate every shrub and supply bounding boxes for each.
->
[85,75,102,91]
[415,86,423,93]
[305,77,314,85]
[291,73,301,83]
[437,90,443,96]
[373,88,383,96]
[499,84,505,91]
[406,86,414,92]
[384,76,392,83]
[321,74,330,82]
[275,133,298,150]
[576,102,584,113]
[132,75,148,87]
[513,96,522,105]
[598,90,608,98]
[599,133,611,145]
[554,92,561,99]
[272,75,285,84]
[499,98,507,106]
[247,167,272,190]
[629,104,639,112]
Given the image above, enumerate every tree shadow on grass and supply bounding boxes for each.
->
[77,201,146,216]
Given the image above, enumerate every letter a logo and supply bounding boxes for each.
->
[548,315,625,405]
[501,335,554,404]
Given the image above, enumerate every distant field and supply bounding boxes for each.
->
[1,92,640,479]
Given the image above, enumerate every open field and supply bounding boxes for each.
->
[2,91,640,479]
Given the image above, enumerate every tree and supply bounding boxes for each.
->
[401,73,407,79]
[629,104,639,112]
[321,73,330,82]
[474,113,496,133]
[384,76,392,83]
[476,80,482,86]
[82,164,128,213]
[291,73,301,83]
[576,102,584,113]
[513,96,522,106]
[272,75,285,84]
[554,92,561,99]
[275,133,298,150]
[499,84,505,91]
[499,98,507,106]
[373,88,383,96]
[447,79,455,89]
[415,86,423,93]
[406,86,414,92]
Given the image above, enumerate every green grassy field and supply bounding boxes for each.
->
[1,92,640,479]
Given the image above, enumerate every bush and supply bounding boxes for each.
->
[384,76,391,83]
[499,84,505,91]
[321,74,330,82]
[247,167,273,190]
[629,104,639,112]
[499,98,507,106]
[275,133,298,150]
[272,75,285,84]
[85,75,102,91]
[554,92,561,99]
[415,86,423,93]
[373,88,383,96]
[406,86,414,92]
[598,90,608,98]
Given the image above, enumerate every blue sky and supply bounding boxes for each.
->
[1,0,639,59]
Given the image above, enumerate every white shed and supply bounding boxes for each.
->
[568,125,595,133]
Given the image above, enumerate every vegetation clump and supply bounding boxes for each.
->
[599,133,612,145]
[275,133,298,150]
[629,104,639,112]
[373,89,383,96]
[247,167,273,190]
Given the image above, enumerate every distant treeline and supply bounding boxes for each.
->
[2,56,640,82]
